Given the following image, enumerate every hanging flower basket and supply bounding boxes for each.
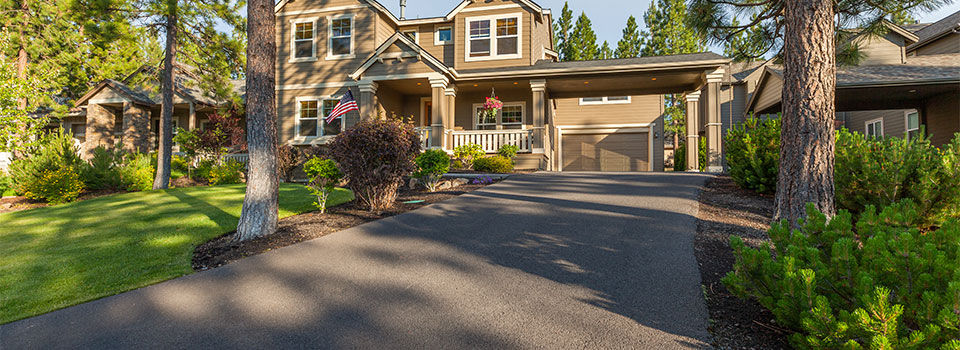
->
[479,89,503,124]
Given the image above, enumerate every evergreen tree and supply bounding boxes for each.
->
[570,12,599,61]
[599,41,613,59]
[553,2,575,61]
[723,18,769,62]
[614,15,642,58]
[0,35,46,152]
[78,0,245,190]
[688,0,949,224]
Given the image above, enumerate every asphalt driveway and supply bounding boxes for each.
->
[1,172,713,349]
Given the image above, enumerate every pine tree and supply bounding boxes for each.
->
[0,36,46,152]
[614,16,642,58]
[78,0,245,190]
[553,2,575,61]
[723,18,769,62]
[688,0,950,224]
[570,12,599,61]
[599,41,613,60]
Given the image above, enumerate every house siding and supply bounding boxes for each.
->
[925,91,960,146]
[855,32,906,64]
[453,3,533,70]
[553,95,663,126]
[842,109,909,138]
[753,73,782,113]
[454,88,533,129]
[912,33,960,56]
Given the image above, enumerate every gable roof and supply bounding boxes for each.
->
[74,79,156,107]
[350,32,454,80]
[909,9,960,51]
[275,0,547,26]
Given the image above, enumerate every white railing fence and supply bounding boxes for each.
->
[0,152,11,172]
[450,129,533,153]
[414,127,432,149]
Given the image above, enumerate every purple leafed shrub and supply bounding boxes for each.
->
[328,118,421,211]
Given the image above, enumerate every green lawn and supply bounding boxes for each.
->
[0,184,353,324]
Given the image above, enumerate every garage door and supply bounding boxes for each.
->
[562,132,649,171]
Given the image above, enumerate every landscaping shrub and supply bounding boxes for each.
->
[473,156,514,173]
[836,130,960,226]
[725,116,780,193]
[277,145,324,182]
[302,157,343,213]
[671,139,707,172]
[9,129,85,203]
[80,146,125,190]
[193,159,214,182]
[414,149,451,192]
[724,202,960,349]
[0,172,12,197]
[453,143,484,169]
[119,153,155,192]
[328,118,421,211]
[170,155,191,180]
[31,167,85,204]
[208,159,245,185]
[497,144,520,159]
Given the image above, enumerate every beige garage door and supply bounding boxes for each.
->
[562,132,649,172]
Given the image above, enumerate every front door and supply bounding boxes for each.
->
[422,100,432,127]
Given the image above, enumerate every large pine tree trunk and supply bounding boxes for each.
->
[775,0,837,225]
[153,8,177,190]
[235,0,279,241]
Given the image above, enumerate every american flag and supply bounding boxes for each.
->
[325,90,359,123]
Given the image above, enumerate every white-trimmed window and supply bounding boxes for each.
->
[328,15,354,59]
[474,102,525,130]
[905,110,920,140]
[69,123,86,142]
[435,26,453,45]
[290,18,317,61]
[865,118,883,138]
[402,29,419,44]
[297,97,344,138]
[466,13,522,61]
[579,96,631,105]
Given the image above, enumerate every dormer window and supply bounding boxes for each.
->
[466,13,522,61]
[328,15,354,59]
[290,18,317,61]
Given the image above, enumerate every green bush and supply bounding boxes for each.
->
[473,156,514,173]
[193,159,214,182]
[724,202,960,349]
[328,118,421,211]
[497,144,520,159]
[171,155,190,180]
[30,167,85,205]
[208,159,245,185]
[9,129,85,203]
[0,172,12,197]
[414,149,451,192]
[725,116,780,193]
[302,157,343,213]
[80,146,125,191]
[453,143,485,169]
[119,153,155,192]
[672,138,707,172]
[836,130,960,226]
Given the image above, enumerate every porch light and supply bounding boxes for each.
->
[473,84,479,87]
[513,82,519,85]
[651,77,657,81]
[417,82,422,86]
[908,89,917,93]
[583,81,589,85]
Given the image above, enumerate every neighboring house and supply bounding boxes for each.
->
[59,64,241,158]
[746,13,960,147]
[273,0,732,172]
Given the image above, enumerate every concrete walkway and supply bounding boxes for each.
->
[1,173,713,349]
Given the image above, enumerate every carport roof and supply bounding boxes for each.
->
[765,55,960,87]
[455,52,728,78]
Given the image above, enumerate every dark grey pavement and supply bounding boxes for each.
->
[1,172,713,349]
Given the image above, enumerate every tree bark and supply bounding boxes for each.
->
[775,0,837,226]
[153,4,178,190]
[235,0,279,241]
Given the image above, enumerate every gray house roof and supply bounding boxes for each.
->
[909,10,960,50]
[457,52,728,76]
[765,53,960,87]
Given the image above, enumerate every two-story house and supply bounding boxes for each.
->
[274,0,731,172]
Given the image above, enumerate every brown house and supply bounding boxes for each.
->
[746,15,960,147]
[274,0,730,172]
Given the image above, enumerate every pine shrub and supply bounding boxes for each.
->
[328,118,421,211]
[414,149,451,192]
[119,153,155,192]
[302,157,343,213]
[9,129,85,203]
[725,116,780,193]
[80,146,125,190]
[30,167,84,205]
[724,202,960,349]
[473,156,514,173]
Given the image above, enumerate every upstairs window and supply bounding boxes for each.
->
[466,14,522,61]
[292,19,317,60]
[865,119,883,138]
[435,26,453,45]
[905,111,920,140]
[328,15,354,58]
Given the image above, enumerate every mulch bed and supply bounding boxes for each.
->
[192,183,490,271]
[694,175,791,350]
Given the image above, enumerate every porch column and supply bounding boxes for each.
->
[530,79,547,154]
[121,102,150,153]
[705,69,724,172]
[187,102,197,130]
[358,81,378,121]
[444,85,457,150]
[685,91,701,172]
[429,76,448,148]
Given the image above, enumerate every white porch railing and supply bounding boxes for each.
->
[0,152,11,172]
[450,129,533,153]
[414,127,432,149]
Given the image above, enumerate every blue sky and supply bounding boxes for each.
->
[381,0,960,53]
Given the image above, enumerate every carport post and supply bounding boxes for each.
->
[685,92,701,172]
[705,69,724,173]
[530,79,547,154]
